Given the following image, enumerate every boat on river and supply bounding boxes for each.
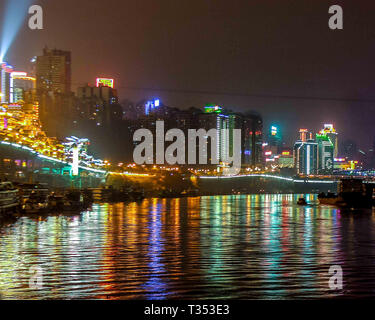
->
[0,182,20,216]
[20,188,89,214]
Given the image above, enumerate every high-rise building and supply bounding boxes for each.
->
[294,129,318,175]
[36,47,71,94]
[241,113,263,166]
[316,133,334,174]
[319,124,338,157]
[0,62,13,103]
[267,124,282,153]
[198,106,229,165]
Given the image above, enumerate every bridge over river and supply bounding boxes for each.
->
[0,141,106,188]
[198,174,375,194]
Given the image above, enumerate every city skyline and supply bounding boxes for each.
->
[2,0,375,306]
[1,47,373,170]
[2,45,372,160]
[1,0,375,150]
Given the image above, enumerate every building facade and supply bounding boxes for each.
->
[76,84,122,127]
[10,72,36,103]
[0,62,13,103]
[36,48,71,94]
[316,133,334,174]
[319,124,338,157]
[294,129,318,175]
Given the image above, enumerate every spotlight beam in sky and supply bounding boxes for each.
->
[0,0,33,62]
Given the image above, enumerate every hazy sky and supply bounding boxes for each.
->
[1,0,375,150]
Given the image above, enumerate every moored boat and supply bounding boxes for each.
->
[0,182,20,216]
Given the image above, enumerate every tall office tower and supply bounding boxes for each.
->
[294,129,318,175]
[36,47,71,94]
[267,124,282,153]
[316,132,334,174]
[198,105,231,165]
[0,62,13,103]
[228,113,242,160]
[319,124,338,157]
[241,113,263,166]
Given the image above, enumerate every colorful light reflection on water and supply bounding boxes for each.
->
[1,194,375,299]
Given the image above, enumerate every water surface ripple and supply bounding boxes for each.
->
[1,194,375,299]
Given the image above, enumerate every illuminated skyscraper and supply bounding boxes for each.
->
[268,124,282,153]
[198,106,229,164]
[319,124,338,157]
[0,62,13,103]
[294,129,318,175]
[36,47,71,94]
[316,132,334,174]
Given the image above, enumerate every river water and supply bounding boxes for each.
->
[1,194,375,299]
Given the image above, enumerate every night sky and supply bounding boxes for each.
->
[2,0,375,151]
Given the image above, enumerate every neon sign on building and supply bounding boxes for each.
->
[204,105,222,113]
[96,78,114,88]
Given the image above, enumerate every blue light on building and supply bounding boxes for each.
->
[145,98,161,115]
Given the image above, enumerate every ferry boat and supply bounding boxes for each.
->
[318,178,374,208]
[0,182,20,216]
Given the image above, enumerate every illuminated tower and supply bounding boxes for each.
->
[0,62,13,103]
[316,133,334,174]
[319,124,338,157]
[198,106,226,164]
[268,124,282,153]
[294,129,318,175]
[36,47,71,93]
